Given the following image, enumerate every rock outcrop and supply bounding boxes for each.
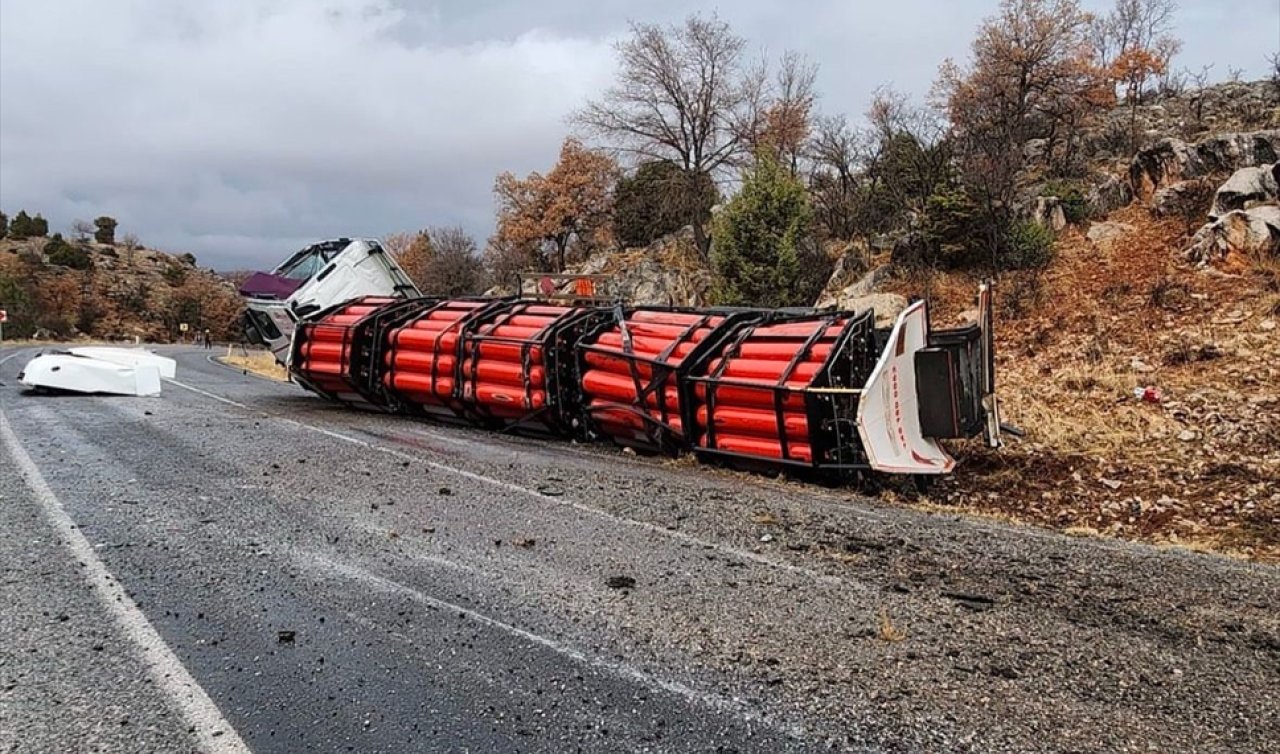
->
[545,227,713,307]
[1185,205,1280,268]
[1210,163,1279,217]
[1129,130,1280,198]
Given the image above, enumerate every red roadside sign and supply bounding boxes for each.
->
[0,309,8,323]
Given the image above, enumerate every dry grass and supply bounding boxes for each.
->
[878,608,906,643]
[884,206,1280,562]
[220,349,289,381]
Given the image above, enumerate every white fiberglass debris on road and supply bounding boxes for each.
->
[17,348,174,397]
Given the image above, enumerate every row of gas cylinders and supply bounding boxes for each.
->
[290,297,869,467]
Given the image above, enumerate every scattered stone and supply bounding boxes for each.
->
[276,630,296,644]
[605,575,636,590]
[1100,478,1123,490]
[437,487,452,496]
[1177,430,1199,442]
[512,537,536,549]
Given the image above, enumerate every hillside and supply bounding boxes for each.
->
[552,80,1280,561]
[0,236,242,342]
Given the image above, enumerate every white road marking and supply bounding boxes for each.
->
[165,377,855,590]
[295,550,809,741]
[0,348,30,367]
[0,407,252,754]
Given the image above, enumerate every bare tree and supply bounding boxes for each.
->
[574,14,766,256]
[71,219,94,242]
[121,232,140,266]
[1090,0,1179,69]
[806,114,866,240]
[424,226,486,296]
[758,51,818,175]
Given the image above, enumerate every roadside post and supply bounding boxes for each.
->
[0,307,8,344]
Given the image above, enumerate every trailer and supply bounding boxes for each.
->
[238,250,1000,479]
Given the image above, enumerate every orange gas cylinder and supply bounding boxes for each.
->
[469,382,546,410]
[735,340,834,361]
[392,328,460,352]
[302,341,348,360]
[515,305,576,317]
[389,351,457,374]
[471,360,545,388]
[628,311,721,327]
[307,325,354,343]
[749,322,845,338]
[624,322,716,340]
[708,433,813,463]
[693,383,806,410]
[707,358,822,382]
[582,351,661,378]
[302,360,345,376]
[581,370,681,411]
[591,334,699,359]
[471,341,544,364]
[479,324,544,341]
[593,409,682,434]
[695,405,809,440]
[491,314,558,329]
[386,373,456,400]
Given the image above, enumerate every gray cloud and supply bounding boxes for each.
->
[1,0,1274,270]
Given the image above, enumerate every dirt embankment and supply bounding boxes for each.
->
[887,205,1280,561]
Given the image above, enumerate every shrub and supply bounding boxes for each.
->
[9,210,34,239]
[44,234,94,270]
[711,151,813,307]
[614,161,718,249]
[1001,219,1055,270]
[1042,180,1089,224]
[920,186,986,268]
[163,261,188,285]
[31,214,49,237]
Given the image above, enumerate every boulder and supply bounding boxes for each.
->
[1185,205,1280,269]
[829,292,909,328]
[1086,220,1136,251]
[1150,178,1215,218]
[816,264,890,309]
[1210,163,1279,218]
[1032,196,1067,231]
[1129,130,1280,198]
[1087,173,1134,215]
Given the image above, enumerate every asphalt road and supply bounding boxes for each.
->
[1,345,1277,754]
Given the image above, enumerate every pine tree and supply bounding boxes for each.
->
[710,152,813,307]
[9,210,34,239]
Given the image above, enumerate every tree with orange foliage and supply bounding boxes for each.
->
[385,230,434,288]
[935,0,1105,265]
[1090,0,1181,148]
[756,52,817,175]
[492,138,619,273]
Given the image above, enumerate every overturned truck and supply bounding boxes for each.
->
[241,241,1000,480]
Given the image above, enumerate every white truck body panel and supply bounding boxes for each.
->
[68,347,177,379]
[19,351,164,397]
[856,301,957,475]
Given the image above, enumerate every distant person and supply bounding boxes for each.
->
[203,328,212,349]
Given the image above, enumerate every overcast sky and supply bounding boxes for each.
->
[1,0,1275,271]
